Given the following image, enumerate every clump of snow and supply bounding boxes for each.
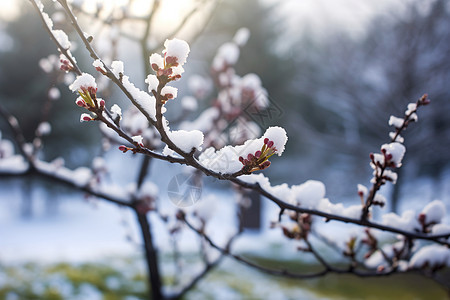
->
[48,87,60,100]
[138,181,158,199]
[431,224,450,238]
[36,122,51,136]
[111,60,124,78]
[149,53,164,69]
[92,59,106,73]
[291,180,326,208]
[233,27,250,46]
[213,42,240,70]
[198,126,287,174]
[188,75,212,99]
[180,107,219,132]
[405,103,417,115]
[383,170,398,184]
[110,104,122,121]
[180,96,198,111]
[389,132,404,143]
[409,245,450,269]
[167,130,204,153]
[388,115,404,128]
[161,86,178,99]
[163,38,190,66]
[145,74,159,93]
[263,126,288,155]
[52,29,71,49]
[122,76,156,121]
[421,200,446,224]
[357,184,368,198]
[132,135,144,145]
[0,155,28,174]
[69,73,97,92]
[381,142,406,167]
[381,210,420,232]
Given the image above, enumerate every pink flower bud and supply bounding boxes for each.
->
[239,156,244,163]
[80,113,92,122]
[247,153,254,161]
[255,150,261,158]
[264,138,269,144]
[267,140,274,148]
[151,63,159,71]
[418,213,426,225]
[98,99,105,108]
[118,145,128,153]
[165,56,178,66]
[75,98,86,107]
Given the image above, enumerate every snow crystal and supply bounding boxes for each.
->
[164,38,190,66]
[381,142,406,167]
[180,96,198,111]
[381,210,420,232]
[149,53,164,69]
[48,87,60,100]
[421,200,446,224]
[161,86,178,99]
[111,60,124,78]
[122,76,156,121]
[167,129,204,153]
[388,116,404,128]
[409,245,450,269]
[69,73,97,92]
[52,29,71,49]
[233,27,250,46]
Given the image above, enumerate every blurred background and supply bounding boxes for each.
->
[1,0,450,299]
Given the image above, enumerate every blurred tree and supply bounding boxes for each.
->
[0,2,100,167]
[289,0,450,210]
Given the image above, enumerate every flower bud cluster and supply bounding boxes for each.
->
[148,39,190,104]
[239,138,277,173]
[280,213,312,240]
